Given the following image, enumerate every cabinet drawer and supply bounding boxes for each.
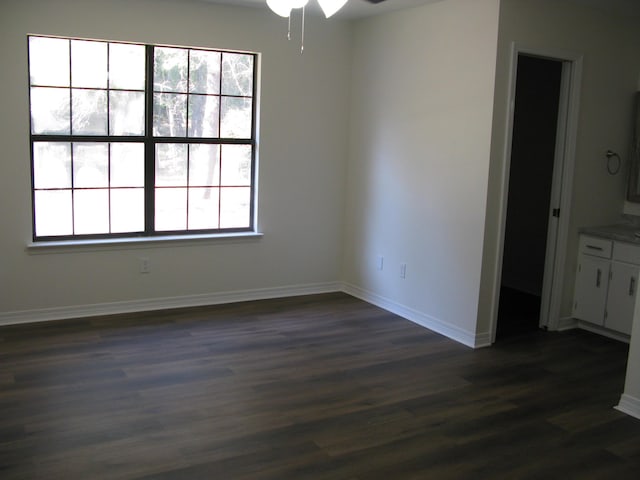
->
[579,236,612,258]
[613,241,640,264]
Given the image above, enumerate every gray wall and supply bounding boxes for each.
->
[343,0,500,346]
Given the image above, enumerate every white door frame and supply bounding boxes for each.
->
[489,43,583,343]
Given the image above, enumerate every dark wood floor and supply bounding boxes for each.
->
[1,293,639,479]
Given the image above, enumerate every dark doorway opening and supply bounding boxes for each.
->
[497,54,563,340]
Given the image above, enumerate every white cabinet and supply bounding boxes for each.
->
[573,254,609,326]
[606,262,638,335]
[572,235,638,336]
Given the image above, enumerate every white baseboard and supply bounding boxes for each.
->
[1,281,488,349]
[0,282,343,327]
[575,320,630,343]
[555,317,630,343]
[473,331,493,348]
[615,394,640,421]
[556,316,578,331]
[342,283,486,348]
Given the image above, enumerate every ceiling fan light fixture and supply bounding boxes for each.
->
[267,0,349,53]
[266,0,310,18]
[266,0,291,17]
[318,0,349,18]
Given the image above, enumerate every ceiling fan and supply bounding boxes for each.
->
[267,0,390,52]
[267,0,389,20]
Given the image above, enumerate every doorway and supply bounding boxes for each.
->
[496,54,563,340]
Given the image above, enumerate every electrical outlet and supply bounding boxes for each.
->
[139,257,150,274]
[377,256,384,271]
[400,263,407,279]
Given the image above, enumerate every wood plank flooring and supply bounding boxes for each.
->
[1,292,639,479]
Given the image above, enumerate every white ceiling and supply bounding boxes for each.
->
[198,0,640,20]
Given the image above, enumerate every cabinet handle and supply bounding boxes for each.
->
[586,245,604,251]
[596,268,601,287]
[630,277,636,296]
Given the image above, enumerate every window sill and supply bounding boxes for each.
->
[27,231,264,254]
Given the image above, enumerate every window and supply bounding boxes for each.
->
[28,35,257,241]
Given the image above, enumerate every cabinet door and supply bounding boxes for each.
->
[573,255,609,326]
[605,261,638,335]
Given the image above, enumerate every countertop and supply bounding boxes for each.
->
[579,224,640,244]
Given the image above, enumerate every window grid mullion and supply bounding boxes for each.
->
[186,145,191,231]
[217,53,224,228]
[70,142,76,235]
[186,50,191,138]
[108,143,112,234]
[144,44,155,235]
[249,54,258,231]
[106,45,112,234]
[186,52,191,229]
[66,40,76,236]
[106,43,111,136]
[68,39,73,137]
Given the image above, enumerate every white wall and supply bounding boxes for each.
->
[343,0,500,347]
[478,0,640,335]
[0,0,352,320]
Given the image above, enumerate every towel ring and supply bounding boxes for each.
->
[606,150,621,175]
